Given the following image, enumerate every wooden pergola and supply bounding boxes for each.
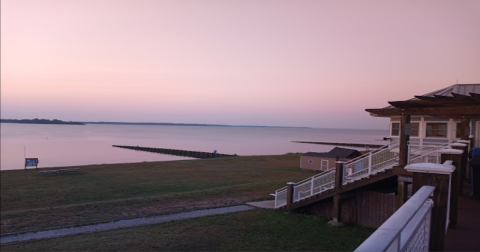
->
[366,92,480,168]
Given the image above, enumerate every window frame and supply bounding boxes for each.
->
[410,122,419,137]
[391,122,400,136]
[425,122,448,138]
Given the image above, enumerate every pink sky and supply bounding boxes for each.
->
[1,0,479,129]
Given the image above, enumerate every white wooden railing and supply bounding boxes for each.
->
[355,186,435,252]
[408,142,451,165]
[273,140,452,208]
[274,185,288,208]
[343,140,400,184]
[293,170,336,201]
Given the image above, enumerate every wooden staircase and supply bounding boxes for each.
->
[273,140,453,211]
[279,168,395,211]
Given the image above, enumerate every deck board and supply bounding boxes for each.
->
[445,183,480,251]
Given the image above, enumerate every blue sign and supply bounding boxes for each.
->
[25,158,39,169]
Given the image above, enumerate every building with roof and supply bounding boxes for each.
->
[367,84,480,149]
[273,83,480,251]
[300,147,362,172]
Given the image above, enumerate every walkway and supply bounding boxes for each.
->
[246,200,275,209]
[0,205,255,245]
[445,184,480,251]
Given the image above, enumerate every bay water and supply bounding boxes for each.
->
[1,123,388,170]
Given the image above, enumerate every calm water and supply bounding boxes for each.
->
[0,123,388,170]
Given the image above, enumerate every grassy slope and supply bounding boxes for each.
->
[2,210,374,252]
[1,154,312,233]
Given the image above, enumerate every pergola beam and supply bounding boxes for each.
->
[388,96,480,109]
[366,105,480,117]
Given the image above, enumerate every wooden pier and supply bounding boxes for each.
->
[292,141,384,149]
[112,145,235,159]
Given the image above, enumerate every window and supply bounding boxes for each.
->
[391,123,400,136]
[426,123,447,137]
[410,123,419,137]
[391,122,418,136]
[321,160,329,170]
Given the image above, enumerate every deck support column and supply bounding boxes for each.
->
[399,113,411,167]
[286,182,295,211]
[407,162,455,251]
[396,113,410,208]
[397,176,411,209]
[440,148,463,229]
[335,161,344,191]
[451,143,468,196]
[458,118,471,182]
[330,161,345,226]
[454,140,470,195]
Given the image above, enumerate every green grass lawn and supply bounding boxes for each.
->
[1,154,312,233]
[2,209,374,252]
[1,154,375,251]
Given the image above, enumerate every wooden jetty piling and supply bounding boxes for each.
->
[112,145,235,159]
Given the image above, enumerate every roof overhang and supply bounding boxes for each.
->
[366,84,480,119]
[366,105,480,118]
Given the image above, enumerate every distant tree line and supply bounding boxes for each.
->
[84,121,309,128]
[0,118,85,125]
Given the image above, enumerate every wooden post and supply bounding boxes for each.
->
[330,161,345,226]
[439,148,463,229]
[335,161,344,191]
[397,176,411,209]
[399,114,411,167]
[458,119,471,181]
[368,152,372,175]
[286,182,295,210]
[333,194,342,223]
[457,139,472,181]
[452,142,469,195]
[406,162,455,251]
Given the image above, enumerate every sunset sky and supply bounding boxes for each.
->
[1,0,479,129]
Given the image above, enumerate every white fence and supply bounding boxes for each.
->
[355,186,434,252]
[273,140,451,209]
[274,185,288,208]
[343,140,400,184]
[293,170,336,201]
[408,142,451,165]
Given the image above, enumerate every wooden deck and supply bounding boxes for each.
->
[445,183,480,251]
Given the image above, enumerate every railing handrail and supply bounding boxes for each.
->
[408,142,450,150]
[274,140,399,207]
[346,140,400,166]
[355,186,435,252]
[343,140,400,183]
[274,140,448,209]
[408,142,451,164]
[293,170,335,187]
[292,168,334,186]
[275,186,288,194]
[293,170,336,202]
[345,140,399,165]
[290,140,398,188]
